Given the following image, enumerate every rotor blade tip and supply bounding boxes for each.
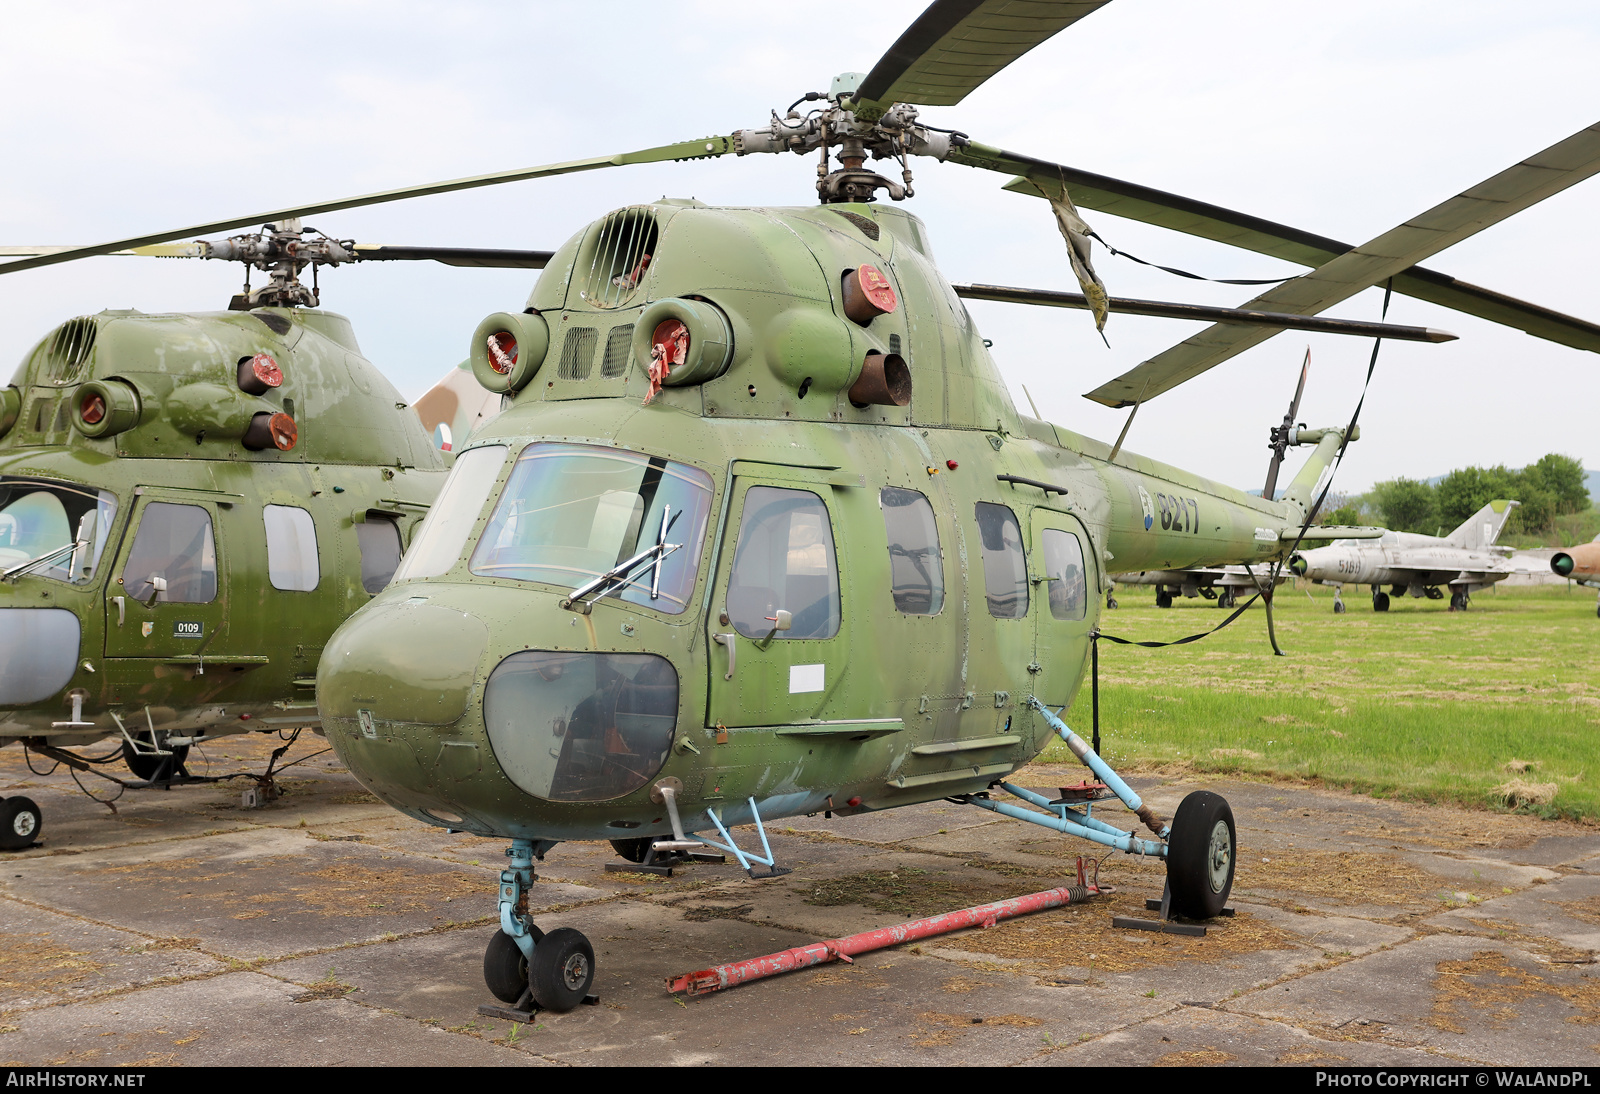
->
[1426,328,1459,342]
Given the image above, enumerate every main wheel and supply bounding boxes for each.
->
[1217,590,1235,609]
[1373,592,1390,612]
[1166,791,1235,920]
[529,927,594,1012]
[122,732,189,782]
[1106,596,1119,610]
[483,929,530,1004]
[0,797,42,851]
[1155,590,1173,609]
[1449,591,1468,611]
[609,837,653,863]
[1333,599,1346,614]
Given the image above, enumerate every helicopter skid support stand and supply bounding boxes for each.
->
[1106,880,1233,938]
[696,797,791,879]
[603,846,725,878]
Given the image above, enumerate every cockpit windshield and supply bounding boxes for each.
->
[0,477,118,584]
[469,443,713,614]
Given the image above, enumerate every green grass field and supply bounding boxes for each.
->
[1042,580,1600,821]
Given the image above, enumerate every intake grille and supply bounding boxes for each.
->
[601,324,634,378]
[558,327,598,380]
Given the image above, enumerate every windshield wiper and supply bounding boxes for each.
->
[560,507,683,613]
[2,538,85,583]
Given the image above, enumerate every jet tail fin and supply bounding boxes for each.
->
[1445,499,1519,549]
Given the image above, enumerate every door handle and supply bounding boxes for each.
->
[713,633,736,679]
[111,596,124,627]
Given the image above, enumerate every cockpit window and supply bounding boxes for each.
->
[392,445,508,582]
[0,477,117,584]
[470,443,713,615]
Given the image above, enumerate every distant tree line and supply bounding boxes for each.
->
[1350,454,1590,537]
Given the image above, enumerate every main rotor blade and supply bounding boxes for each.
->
[957,144,1600,354]
[1081,121,1600,406]
[350,245,554,269]
[0,137,732,277]
[857,0,1110,107]
[952,283,1456,342]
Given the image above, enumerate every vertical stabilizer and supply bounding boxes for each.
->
[1446,499,1519,549]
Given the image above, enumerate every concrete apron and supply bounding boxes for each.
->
[1,738,1597,1067]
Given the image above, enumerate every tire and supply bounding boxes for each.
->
[1373,592,1390,612]
[529,927,594,1012]
[483,929,530,1004]
[123,733,189,782]
[609,837,653,863]
[1333,600,1346,614]
[1155,590,1173,609]
[1106,597,1119,610]
[1166,790,1235,920]
[1217,591,1235,609]
[0,797,42,851]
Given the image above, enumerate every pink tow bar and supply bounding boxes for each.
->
[666,882,1099,997]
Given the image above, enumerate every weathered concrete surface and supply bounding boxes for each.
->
[2,738,1597,1067]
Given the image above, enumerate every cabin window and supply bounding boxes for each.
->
[1041,528,1088,621]
[263,505,319,592]
[0,477,117,584]
[974,502,1027,619]
[356,519,402,594]
[469,443,712,615]
[727,487,840,640]
[393,444,508,581]
[121,502,216,604]
[880,487,943,615]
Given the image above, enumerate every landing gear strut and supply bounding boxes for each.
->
[1331,585,1346,614]
[478,837,597,1018]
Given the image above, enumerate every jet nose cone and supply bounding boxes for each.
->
[1289,554,1308,576]
[1552,552,1574,577]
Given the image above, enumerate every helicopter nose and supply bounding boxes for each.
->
[318,597,489,734]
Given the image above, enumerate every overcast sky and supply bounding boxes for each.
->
[2,1,1596,493]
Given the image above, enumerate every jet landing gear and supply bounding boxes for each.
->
[478,838,598,1019]
[1331,585,1346,614]
[1372,587,1391,612]
[1449,589,1470,611]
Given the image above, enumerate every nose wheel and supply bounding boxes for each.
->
[0,796,42,851]
[478,838,598,1019]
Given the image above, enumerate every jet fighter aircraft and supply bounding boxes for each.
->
[1289,500,1519,612]
[1551,535,1600,617]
